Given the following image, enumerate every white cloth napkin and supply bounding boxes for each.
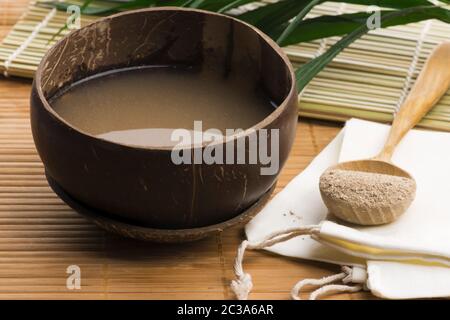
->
[244,119,450,299]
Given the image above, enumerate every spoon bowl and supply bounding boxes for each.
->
[320,159,416,225]
[319,41,450,226]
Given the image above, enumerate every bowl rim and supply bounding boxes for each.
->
[34,7,297,152]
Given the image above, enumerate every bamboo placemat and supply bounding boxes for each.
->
[1,1,450,131]
[0,78,370,299]
[0,1,378,299]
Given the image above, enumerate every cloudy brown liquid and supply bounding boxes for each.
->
[50,66,275,147]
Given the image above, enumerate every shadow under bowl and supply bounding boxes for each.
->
[30,7,298,231]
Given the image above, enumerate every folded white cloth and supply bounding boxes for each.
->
[233,119,450,299]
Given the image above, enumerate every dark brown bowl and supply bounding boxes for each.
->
[31,8,297,230]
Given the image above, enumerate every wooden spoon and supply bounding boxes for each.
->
[319,41,450,225]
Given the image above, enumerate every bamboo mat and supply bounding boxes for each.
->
[0,1,450,131]
[0,0,377,300]
[289,2,450,131]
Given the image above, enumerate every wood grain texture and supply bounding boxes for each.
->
[0,0,374,300]
[377,41,450,161]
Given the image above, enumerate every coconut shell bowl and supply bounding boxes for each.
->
[30,8,297,242]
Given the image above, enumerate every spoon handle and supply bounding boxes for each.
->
[375,41,450,161]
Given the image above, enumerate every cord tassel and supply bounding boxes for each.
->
[231,225,321,300]
[292,266,366,300]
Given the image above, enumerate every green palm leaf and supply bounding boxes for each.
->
[275,6,450,46]
[276,0,321,45]
[38,0,450,89]
[295,5,447,89]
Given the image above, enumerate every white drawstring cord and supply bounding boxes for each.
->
[310,283,364,300]
[230,240,253,300]
[230,224,368,300]
[230,225,321,300]
[292,266,365,300]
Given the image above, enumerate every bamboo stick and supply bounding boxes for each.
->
[0,0,449,131]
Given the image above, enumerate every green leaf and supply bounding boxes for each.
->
[37,0,450,94]
[237,0,310,32]
[331,0,436,8]
[189,0,208,8]
[39,0,157,15]
[235,0,438,34]
[38,0,443,17]
[217,0,259,13]
[187,0,246,10]
[275,6,450,46]
[295,5,446,90]
[276,0,321,45]
[39,0,213,14]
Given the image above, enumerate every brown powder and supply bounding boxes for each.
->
[319,169,416,208]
